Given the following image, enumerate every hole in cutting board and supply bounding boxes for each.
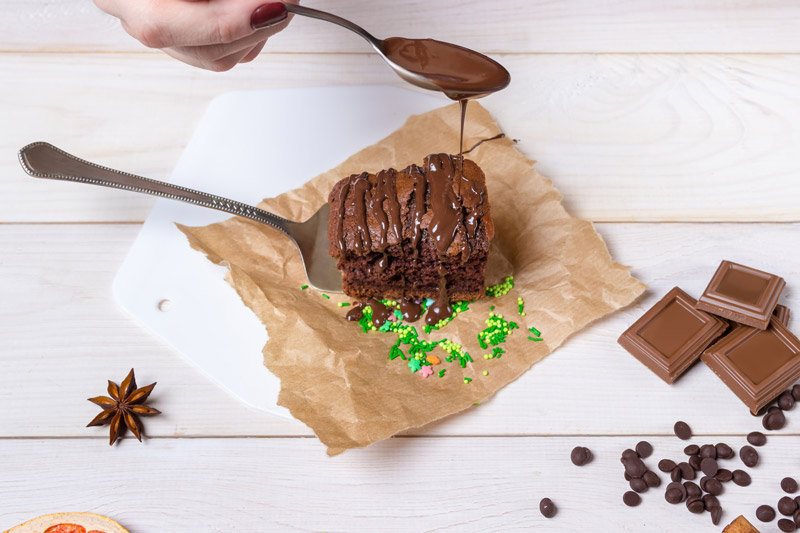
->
[157,299,172,312]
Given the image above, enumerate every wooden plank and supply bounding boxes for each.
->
[3,53,800,223]
[2,222,800,439]
[5,0,800,53]
[0,435,794,532]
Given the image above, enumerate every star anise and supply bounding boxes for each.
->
[87,368,161,445]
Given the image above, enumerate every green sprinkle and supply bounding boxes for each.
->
[490,305,495,311]
[463,377,472,384]
[485,276,514,297]
[482,371,488,376]
[528,326,541,337]
[322,294,330,299]
[340,302,350,307]
[300,285,308,290]
[408,359,422,372]
[528,336,543,342]
[438,369,446,378]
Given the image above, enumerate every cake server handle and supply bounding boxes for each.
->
[18,141,294,236]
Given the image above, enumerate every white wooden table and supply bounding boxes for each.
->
[3,2,800,531]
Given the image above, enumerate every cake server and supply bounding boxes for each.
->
[18,141,342,292]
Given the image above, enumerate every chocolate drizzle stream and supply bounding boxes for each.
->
[336,35,509,324]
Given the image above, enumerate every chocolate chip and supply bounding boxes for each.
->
[705,477,724,496]
[621,448,638,459]
[670,467,682,482]
[658,459,677,473]
[779,518,797,532]
[794,509,800,527]
[623,491,641,507]
[700,444,717,459]
[539,497,557,518]
[779,496,798,516]
[710,506,723,525]
[764,409,787,431]
[793,384,800,402]
[701,457,719,477]
[571,446,593,466]
[703,494,721,510]
[795,496,800,507]
[679,462,696,480]
[623,457,647,478]
[643,470,661,488]
[688,454,702,471]
[740,445,759,467]
[624,471,631,481]
[674,421,692,440]
[684,481,701,498]
[630,477,648,493]
[758,504,777,522]
[748,431,767,446]
[635,440,653,458]
[684,444,700,456]
[715,469,733,483]
[716,442,735,459]
[779,390,796,411]
[665,487,683,504]
[699,476,710,492]
[667,481,687,502]
[732,470,751,487]
[783,477,799,494]
[686,496,704,514]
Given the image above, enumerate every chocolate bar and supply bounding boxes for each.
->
[696,260,785,330]
[731,304,790,331]
[702,317,800,414]
[773,304,791,327]
[618,287,727,384]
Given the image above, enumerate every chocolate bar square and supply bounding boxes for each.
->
[696,260,785,330]
[702,317,800,414]
[618,287,727,384]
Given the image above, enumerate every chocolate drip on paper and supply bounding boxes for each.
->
[463,133,506,154]
[425,278,454,326]
[400,299,423,322]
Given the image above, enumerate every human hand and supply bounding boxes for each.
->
[94,0,297,71]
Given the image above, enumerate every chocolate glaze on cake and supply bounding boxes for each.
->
[328,153,494,307]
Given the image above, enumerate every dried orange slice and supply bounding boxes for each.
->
[5,513,128,533]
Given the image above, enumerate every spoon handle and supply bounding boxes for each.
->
[18,142,293,235]
[284,3,381,48]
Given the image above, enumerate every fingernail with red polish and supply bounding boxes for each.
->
[251,3,288,29]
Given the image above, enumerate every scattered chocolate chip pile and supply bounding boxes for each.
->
[756,478,800,531]
[619,441,661,505]
[551,383,800,526]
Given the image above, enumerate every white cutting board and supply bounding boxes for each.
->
[113,86,445,419]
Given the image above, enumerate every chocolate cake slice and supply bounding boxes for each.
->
[328,153,494,301]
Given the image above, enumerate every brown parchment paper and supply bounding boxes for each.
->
[177,101,645,456]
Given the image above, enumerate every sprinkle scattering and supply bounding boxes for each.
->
[303,277,544,382]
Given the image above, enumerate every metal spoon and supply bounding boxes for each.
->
[18,142,342,292]
[285,3,510,99]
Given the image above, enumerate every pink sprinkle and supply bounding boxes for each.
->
[419,366,434,378]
